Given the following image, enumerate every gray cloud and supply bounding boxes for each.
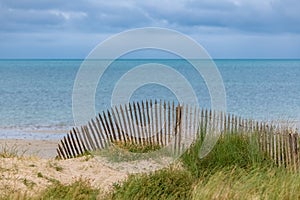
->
[0,0,299,58]
[0,0,299,34]
[136,0,300,33]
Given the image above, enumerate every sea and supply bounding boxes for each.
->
[0,59,299,140]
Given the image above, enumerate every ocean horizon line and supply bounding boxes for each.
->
[0,58,300,61]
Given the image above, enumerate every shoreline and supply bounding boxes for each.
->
[0,128,68,140]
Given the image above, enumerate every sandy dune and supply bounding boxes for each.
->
[0,139,128,197]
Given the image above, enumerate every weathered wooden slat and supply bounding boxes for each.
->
[293,133,299,170]
[286,132,291,167]
[124,104,133,143]
[172,101,175,143]
[57,144,66,159]
[195,107,200,138]
[278,128,282,166]
[278,129,283,167]
[214,111,217,138]
[282,129,287,167]
[155,100,159,145]
[115,106,126,144]
[185,104,189,148]
[70,130,80,156]
[137,101,145,145]
[98,113,111,144]
[291,133,297,170]
[146,100,152,145]
[223,112,227,134]
[129,102,137,144]
[107,110,117,142]
[66,134,76,158]
[80,126,91,152]
[61,139,70,159]
[110,107,121,142]
[234,115,238,133]
[102,111,114,143]
[119,104,129,144]
[260,122,264,152]
[76,127,87,153]
[159,100,163,146]
[142,101,148,144]
[174,104,179,152]
[178,104,183,154]
[199,109,204,139]
[72,128,83,155]
[209,110,212,136]
[190,105,195,139]
[84,125,96,151]
[63,136,72,158]
[288,133,293,169]
[164,101,167,146]
[167,101,171,144]
[204,109,208,137]
[269,125,273,161]
[91,119,105,149]
[88,121,100,150]
[272,125,276,164]
[133,102,141,145]
[150,100,156,145]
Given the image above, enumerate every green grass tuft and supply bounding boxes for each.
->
[192,166,300,199]
[38,178,99,200]
[113,141,161,153]
[181,132,273,177]
[111,167,195,199]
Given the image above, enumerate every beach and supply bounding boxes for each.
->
[0,139,58,158]
[0,139,127,198]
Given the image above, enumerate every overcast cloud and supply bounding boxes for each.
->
[0,0,299,58]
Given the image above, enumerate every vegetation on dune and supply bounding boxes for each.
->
[181,132,273,177]
[111,166,195,200]
[107,133,295,200]
[38,178,100,200]
[113,141,161,153]
[2,133,300,199]
[0,144,25,158]
[192,166,300,200]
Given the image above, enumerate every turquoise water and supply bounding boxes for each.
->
[0,59,299,139]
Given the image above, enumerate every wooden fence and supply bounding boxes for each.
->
[56,100,299,170]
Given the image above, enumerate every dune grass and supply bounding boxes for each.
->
[94,141,169,163]
[0,144,25,158]
[113,141,161,153]
[111,166,195,199]
[181,132,273,177]
[38,178,100,200]
[2,132,299,199]
[192,166,300,200]
[107,132,297,199]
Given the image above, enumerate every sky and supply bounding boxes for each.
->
[0,0,299,59]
